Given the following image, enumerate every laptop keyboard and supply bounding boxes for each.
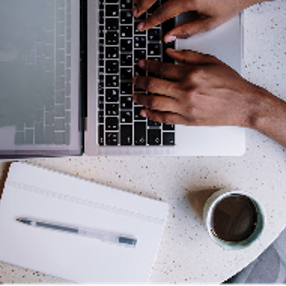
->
[15,0,71,146]
[98,0,176,146]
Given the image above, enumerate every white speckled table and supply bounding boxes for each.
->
[1,1,286,284]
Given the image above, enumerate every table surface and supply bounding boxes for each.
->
[1,1,286,284]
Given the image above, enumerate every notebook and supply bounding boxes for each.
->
[0,162,169,283]
[0,0,245,158]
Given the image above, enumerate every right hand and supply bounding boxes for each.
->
[133,0,263,42]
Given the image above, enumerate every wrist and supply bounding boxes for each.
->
[245,86,286,132]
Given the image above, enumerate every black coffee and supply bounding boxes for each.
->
[211,194,257,242]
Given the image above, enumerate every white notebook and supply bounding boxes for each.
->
[0,162,169,283]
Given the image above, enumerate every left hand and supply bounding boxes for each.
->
[133,48,262,127]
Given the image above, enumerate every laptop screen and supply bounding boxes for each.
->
[0,0,82,158]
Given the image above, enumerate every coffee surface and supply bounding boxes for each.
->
[211,194,257,242]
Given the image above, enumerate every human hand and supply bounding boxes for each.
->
[133,49,261,127]
[133,0,263,42]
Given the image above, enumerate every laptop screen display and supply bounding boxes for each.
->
[0,0,82,158]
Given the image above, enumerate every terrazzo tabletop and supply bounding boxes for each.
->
[1,1,286,284]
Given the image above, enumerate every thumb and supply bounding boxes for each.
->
[164,18,217,42]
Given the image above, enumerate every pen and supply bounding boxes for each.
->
[16,217,137,247]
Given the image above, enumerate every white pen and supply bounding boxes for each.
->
[16,217,137,247]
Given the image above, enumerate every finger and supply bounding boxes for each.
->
[133,76,179,98]
[133,93,180,113]
[164,18,216,41]
[138,59,185,80]
[166,48,221,65]
[140,109,190,125]
[133,0,156,17]
[137,0,189,31]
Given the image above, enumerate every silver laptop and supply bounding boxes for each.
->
[0,0,245,158]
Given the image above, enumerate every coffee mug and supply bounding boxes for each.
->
[203,189,265,250]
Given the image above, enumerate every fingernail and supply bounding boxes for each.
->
[137,21,145,31]
[133,7,138,16]
[165,35,176,43]
[138,59,145,68]
[140,110,147,118]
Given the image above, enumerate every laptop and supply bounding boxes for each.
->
[0,0,245,159]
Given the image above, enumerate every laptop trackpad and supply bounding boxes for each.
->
[176,12,242,72]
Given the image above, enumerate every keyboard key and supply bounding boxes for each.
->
[120,26,133,38]
[138,12,146,20]
[99,68,104,80]
[163,41,175,63]
[106,117,119,130]
[106,103,119,116]
[99,53,104,66]
[120,111,133,123]
[120,0,132,9]
[120,11,133,24]
[148,129,161,145]
[120,39,132,52]
[120,96,133,109]
[98,125,104,145]
[134,107,146,120]
[106,60,119,73]
[120,82,133,94]
[134,50,146,63]
[105,5,119,17]
[106,47,119,59]
[106,32,119,45]
[134,122,146,145]
[134,64,146,76]
[120,54,132,66]
[134,20,146,35]
[98,96,104,109]
[99,0,104,9]
[99,25,104,38]
[147,56,161,63]
[163,132,175,145]
[98,110,104,123]
[99,10,104,25]
[106,18,119,30]
[134,85,146,92]
[134,36,146,48]
[106,75,119,87]
[120,125,133,145]
[99,39,104,53]
[148,28,161,41]
[120,68,132,80]
[148,43,161,56]
[106,89,119,102]
[148,119,161,127]
[163,124,175,130]
[106,132,118,145]
[99,82,104,94]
